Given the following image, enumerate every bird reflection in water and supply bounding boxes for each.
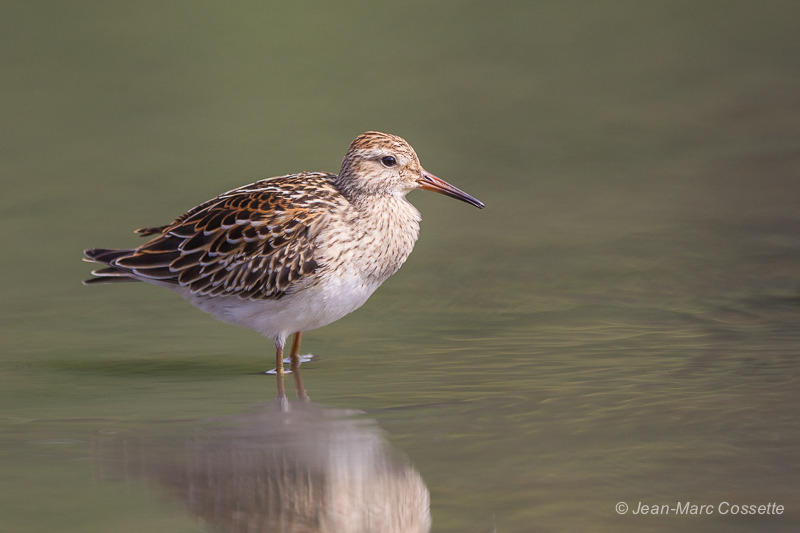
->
[95,404,430,533]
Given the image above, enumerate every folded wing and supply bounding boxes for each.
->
[84,172,342,300]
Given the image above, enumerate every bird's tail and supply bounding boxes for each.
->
[82,248,141,285]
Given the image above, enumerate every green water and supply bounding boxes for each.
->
[2,2,799,532]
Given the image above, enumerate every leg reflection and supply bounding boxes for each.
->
[289,331,309,402]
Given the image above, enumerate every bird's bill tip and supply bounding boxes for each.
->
[419,170,484,209]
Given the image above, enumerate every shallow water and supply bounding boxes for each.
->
[2,2,799,532]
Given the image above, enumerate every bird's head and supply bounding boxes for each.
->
[338,131,484,209]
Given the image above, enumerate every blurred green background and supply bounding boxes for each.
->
[2,1,799,532]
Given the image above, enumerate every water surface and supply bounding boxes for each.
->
[1,2,799,532]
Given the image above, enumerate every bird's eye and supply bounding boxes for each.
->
[380,156,397,168]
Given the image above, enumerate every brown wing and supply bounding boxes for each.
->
[109,172,342,299]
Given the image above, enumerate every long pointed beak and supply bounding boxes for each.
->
[419,169,484,209]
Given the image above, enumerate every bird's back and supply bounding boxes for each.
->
[84,172,347,300]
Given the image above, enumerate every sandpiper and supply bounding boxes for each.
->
[84,131,484,407]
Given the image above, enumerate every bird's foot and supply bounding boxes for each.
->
[265,353,313,374]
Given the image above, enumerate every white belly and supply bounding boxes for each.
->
[173,272,380,343]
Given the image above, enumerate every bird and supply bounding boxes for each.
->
[83,131,484,408]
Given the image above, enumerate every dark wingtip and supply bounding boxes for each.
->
[83,248,135,265]
[134,226,166,236]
